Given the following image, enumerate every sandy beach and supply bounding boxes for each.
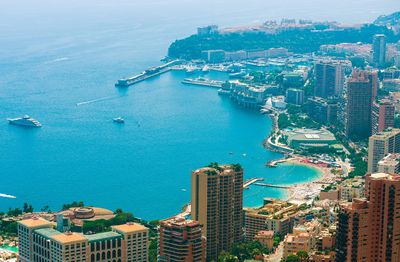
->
[277,156,339,203]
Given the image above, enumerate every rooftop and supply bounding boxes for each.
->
[112,223,148,234]
[52,232,87,244]
[18,218,52,229]
[85,232,122,242]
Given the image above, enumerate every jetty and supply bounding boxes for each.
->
[182,77,224,88]
[243,178,264,189]
[253,182,291,189]
[115,60,181,87]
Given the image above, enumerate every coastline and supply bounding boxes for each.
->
[278,156,337,203]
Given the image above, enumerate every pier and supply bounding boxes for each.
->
[243,178,264,189]
[253,182,291,189]
[115,60,181,87]
[182,78,224,88]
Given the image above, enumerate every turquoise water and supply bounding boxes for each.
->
[0,0,397,220]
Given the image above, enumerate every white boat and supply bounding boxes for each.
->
[113,117,125,123]
[7,115,42,127]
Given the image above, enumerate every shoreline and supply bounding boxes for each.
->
[280,156,337,203]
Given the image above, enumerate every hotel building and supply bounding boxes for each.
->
[17,217,149,262]
[191,164,243,260]
[158,217,206,261]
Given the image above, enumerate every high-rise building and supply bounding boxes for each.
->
[285,88,305,105]
[314,61,344,98]
[17,218,149,262]
[335,199,370,262]
[371,100,395,135]
[307,97,338,124]
[158,217,206,262]
[365,173,400,261]
[373,34,387,68]
[191,164,243,260]
[336,173,400,261]
[367,128,400,173]
[345,71,373,141]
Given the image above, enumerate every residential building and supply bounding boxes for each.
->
[245,199,299,240]
[335,199,370,262]
[201,50,225,63]
[336,173,400,261]
[283,233,311,258]
[373,34,387,68]
[253,231,274,250]
[345,70,373,141]
[367,128,400,173]
[285,88,304,105]
[377,153,400,174]
[339,177,365,202]
[371,100,395,135]
[307,97,338,124]
[364,173,400,261]
[17,217,149,262]
[314,61,344,98]
[158,217,206,262]
[191,164,243,260]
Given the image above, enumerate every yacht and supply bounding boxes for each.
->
[113,117,125,123]
[7,115,42,127]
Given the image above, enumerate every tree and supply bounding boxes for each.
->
[218,252,238,262]
[297,251,310,262]
[23,202,34,213]
[284,254,300,262]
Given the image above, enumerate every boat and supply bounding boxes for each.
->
[113,117,125,123]
[7,115,42,127]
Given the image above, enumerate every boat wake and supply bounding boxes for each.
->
[76,95,125,106]
[45,57,70,64]
[0,193,16,199]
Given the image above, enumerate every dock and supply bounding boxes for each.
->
[115,60,181,87]
[243,178,264,189]
[253,182,291,189]
[182,78,224,88]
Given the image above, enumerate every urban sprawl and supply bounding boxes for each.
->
[2,11,400,262]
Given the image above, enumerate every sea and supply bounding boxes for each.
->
[0,0,398,220]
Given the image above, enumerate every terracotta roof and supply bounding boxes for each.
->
[18,218,52,229]
[51,233,87,244]
[112,223,148,234]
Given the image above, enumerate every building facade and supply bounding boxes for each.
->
[367,128,400,173]
[314,61,344,98]
[285,88,304,105]
[191,164,243,260]
[158,217,206,262]
[345,71,373,141]
[17,218,149,262]
[373,34,387,68]
[371,100,395,135]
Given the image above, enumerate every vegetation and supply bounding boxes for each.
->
[281,251,310,262]
[62,201,84,210]
[168,25,397,59]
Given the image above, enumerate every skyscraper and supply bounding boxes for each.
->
[158,217,206,262]
[345,71,373,141]
[336,173,400,261]
[314,61,344,98]
[373,34,387,68]
[367,128,400,173]
[191,164,243,260]
[371,99,395,135]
